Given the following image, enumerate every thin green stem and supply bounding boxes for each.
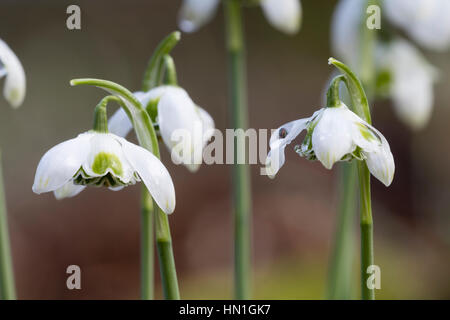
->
[326,162,357,300]
[162,55,178,86]
[357,161,374,300]
[71,78,180,300]
[0,151,16,300]
[140,187,154,300]
[142,32,181,92]
[224,0,252,300]
[328,59,375,300]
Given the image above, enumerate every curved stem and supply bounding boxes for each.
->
[0,150,16,300]
[224,0,252,300]
[162,55,178,86]
[328,58,375,300]
[70,78,180,300]
[142,31,181,92]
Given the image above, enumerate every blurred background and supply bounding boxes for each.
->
[0,0,449,299]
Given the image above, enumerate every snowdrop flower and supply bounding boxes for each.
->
[266,102,395,186]
[384,0,450,51]
[178,0,302,35]
[0,38,26,108]
[377,39,438,130]
[33,127,176,214]
[109,85,215,172]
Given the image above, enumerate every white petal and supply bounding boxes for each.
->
[330,0,365,69]
[158,87,204,169]
[378,39,437,130]
[134,86,171,108]
[312,106,355,169]
[0,39,26,108]
[363,136,395,187]
[197,106,215,144]
[121,139,176,214]
[260,0,301,35]
[265,117,309,177]
[385,0,450,51]
[81,133,135,184]
[178,0,220,33]
[108,107,133,137]
[54,182,86,200]
[32,133,92,194]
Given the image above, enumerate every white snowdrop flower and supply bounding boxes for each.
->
[384,0,450,51]
[109,86,215,172]
[178,0,221,33]
[178,0,302,35]
[32,131,176,214]
[378,39,438,130]
[266,103,395,186]
[330,0,365,69]
[0,38,26,108]
[260,0,302,35]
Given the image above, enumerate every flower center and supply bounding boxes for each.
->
[92,152,123,176]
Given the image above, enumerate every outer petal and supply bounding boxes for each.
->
[82,133,135,184]
[158,87,204,170]
[197,106,215,144]
[108,107,133,137]
[384,0,450,51]
[265,117,310,177]
[260,0,301,35]
[54,182,86,200]
[312,106,354,169]
[32,133,92,194]
[178,0,220,33]
[121,139,176,214]
[0,39,26,108]
[363,135,395,187]
[379,39,437,130]
[330,0,365,69]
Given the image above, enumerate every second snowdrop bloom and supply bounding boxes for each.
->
[32,131,176,214]
[266,103,395,186]
[109,86,215,172]
[377,39,438,130]
[178,0,302,35]
[0,38,26,108]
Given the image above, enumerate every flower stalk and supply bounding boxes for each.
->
[0,151,16,300]
[70,78,180,300]
[329,58,376,300]
[224,0,252,300]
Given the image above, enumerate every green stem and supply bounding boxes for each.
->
[162,55,178,86]
[326,162,357,299]
[140,187,154,300]
[328,59,375,300]
[70,78,180,300]
[0,151,16,300]
[142,32,181,92]
[224,0,252,300]
[357,162,374,300]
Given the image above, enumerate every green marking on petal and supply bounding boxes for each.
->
[356,122,376,142]
[92,152,123,176]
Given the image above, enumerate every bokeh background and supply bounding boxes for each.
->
[0,0,449,299]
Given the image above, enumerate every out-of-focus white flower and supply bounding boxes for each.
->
[178,0,302,35]
[377,39,438,130]
[260,0,302,35]
[32,131,176,214]
[266,102,395,186]
[384,0,450,51]
[109,86,215,172]
[0,38,26,108]
[178,0,221,33]
[330,0,364,69]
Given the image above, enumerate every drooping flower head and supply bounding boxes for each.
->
[109,85,215,172]
[266,61,395,186]
[0,38,26,108]
[178,0,302,35]
[32,96,176,214]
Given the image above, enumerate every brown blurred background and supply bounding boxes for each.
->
[0,0,449,299]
